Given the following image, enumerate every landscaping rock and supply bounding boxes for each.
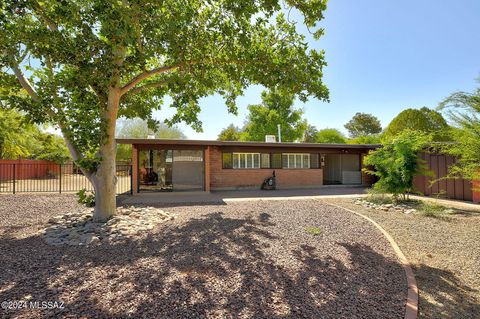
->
[41,206,175,246]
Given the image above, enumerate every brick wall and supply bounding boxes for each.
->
[209,146,323,190]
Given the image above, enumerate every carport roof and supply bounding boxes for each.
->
[116,138,380,149]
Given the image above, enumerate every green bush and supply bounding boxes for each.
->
[363,130,433,200]
[77,189,95,207]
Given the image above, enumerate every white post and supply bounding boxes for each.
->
[277,124,281,143]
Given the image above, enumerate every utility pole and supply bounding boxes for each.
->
[277,124,281,143]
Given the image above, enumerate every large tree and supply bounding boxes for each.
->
[243,90,307,142]
[0,108,70,162]
[344,112,382,138]
[303,123,319,143]
[439,81,480,182]
[1,0,329,221]
[116,117,186,161]
[314,128,346,144]
[217,124,242,141]
[384,107,451,141]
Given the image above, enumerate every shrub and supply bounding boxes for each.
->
[77,189,95,207]
[363,130,433,200]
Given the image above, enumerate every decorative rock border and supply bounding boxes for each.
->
[354,199,417,214]
[41,206,175,246]
[324,201,418,319]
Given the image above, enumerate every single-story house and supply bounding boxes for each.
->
[116,139,379,193]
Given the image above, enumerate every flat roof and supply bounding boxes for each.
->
[116,138,380,149]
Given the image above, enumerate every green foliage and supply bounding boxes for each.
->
[384,107,451,141]
[303,124,319,143]
[315,128,347,144]
[242,90,307,142]
[35,133,71,163]
[439,80,480,183]
[364,130,433,200]
[347,134,381,145]
[116,117,186,161]
[0,109,70,162]
[217,124,242,141]
[306,226,322,236]
[344,112,382,138]
[77,189,95,208]
[1,0,329,164]
[364,189,393,205]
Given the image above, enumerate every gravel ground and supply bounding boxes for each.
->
[0,194,406,318]
[325,198,480,319]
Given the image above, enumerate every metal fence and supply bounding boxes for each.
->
[0,163,132,195]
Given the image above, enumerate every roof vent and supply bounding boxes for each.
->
[265,135,276,143]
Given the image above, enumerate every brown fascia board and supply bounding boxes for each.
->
[115,138,380,149]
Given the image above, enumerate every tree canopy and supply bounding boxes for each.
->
[384,107,451,141]
[314,128,346,144]
[217,124,242,141]
[242,90,307,142]
[116,117,186,161]
[303,124,319,143]
[0,0,329,221]
[0,108,70,162]
[439,81,480,182]
[344,112,382,138]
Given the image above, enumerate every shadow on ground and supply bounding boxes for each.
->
[414,264,480,319]
[1,211,408,318]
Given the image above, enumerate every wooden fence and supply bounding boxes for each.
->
[413,153,475,201]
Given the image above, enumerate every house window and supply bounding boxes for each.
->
[233,153,261,169]
[282,153,310,169]
[222,153,233,169]
[261,153,270,168]
[271,153,282,168]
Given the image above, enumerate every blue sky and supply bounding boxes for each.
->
[153,0,480,139]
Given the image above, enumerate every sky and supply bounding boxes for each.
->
[152,0,480,140]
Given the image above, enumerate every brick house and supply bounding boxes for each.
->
[117,139,378,193]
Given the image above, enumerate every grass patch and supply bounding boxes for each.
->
[306,227,322,236]
[364,191,393,205]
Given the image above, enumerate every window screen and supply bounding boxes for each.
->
[310,153,319,169]
[233,153,261,169]
[222,152,233,169]
[260,153,270,168]
[282,153,310,168]
[271,153,282,168]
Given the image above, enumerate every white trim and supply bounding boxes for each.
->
[233,153,261,169]
[282,153,310,169]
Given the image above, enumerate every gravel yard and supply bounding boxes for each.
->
[0,194,407,318]
[325,198,480,319]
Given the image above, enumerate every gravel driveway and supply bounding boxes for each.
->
[0,194,407,318]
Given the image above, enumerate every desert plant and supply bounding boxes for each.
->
[77,189,95,208]
[364,130,433,200]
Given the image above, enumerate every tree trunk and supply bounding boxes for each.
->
[91,88,120,222]
[92,142,117,222]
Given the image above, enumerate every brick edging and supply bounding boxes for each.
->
[323,202,419,319]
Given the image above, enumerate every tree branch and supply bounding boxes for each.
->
[127,80,168,95]
[10,62,40,101]
[120,64,180,96]
[11,60,85,164]
[31,1,58,32]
